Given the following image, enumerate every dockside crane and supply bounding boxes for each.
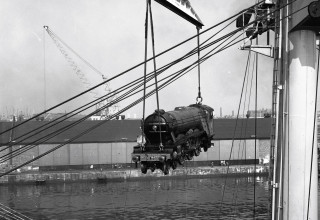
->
[43,26,118,119]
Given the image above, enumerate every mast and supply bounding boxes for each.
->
[279,0,318,219]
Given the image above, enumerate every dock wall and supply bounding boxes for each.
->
[0,165,269,185]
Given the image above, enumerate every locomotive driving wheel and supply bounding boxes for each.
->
[178,155,185,165]
[141,162,148,174]
[162,162,169,175]
[194,148,201,156]
[186,154,193,160]
[171,159,177,170]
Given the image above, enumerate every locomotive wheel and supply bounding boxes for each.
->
[141,163,148,174]
[178,156,185,165]
[194,148,200,156]
[171,160,177,170]
[186,154,193,160]
[162,162,169,175]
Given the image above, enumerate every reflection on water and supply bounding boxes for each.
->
[1,176,271,219]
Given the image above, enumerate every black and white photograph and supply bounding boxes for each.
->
[0,0,319,219]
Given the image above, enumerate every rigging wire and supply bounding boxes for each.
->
[2,26,246,165]
[253,3,259,217]
[142,0,149,149]
[1,0,290,176]
[0,27,245,175]
[0,27,225,151]
[253,37,258,220]
[306,46,320,220]
[216,1,307,217]
[0,50,208,177]
[1,35,241,165]
[0,1,265,137]
[1,5,294,180]
[43,26,47,111]
[218,50,251,218]
[1,34,245,167]
[148,0,163,149]
[0,0,299,172]
[0,12,248,159]
[0,202,32,220]
[230,50,253,217]
[0,12,249,154]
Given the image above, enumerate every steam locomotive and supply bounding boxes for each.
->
[132,103,214,174]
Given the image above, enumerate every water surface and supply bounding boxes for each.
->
[0,176,272,219]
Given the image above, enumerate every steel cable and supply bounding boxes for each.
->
[0,14,248,162]
[0,24,244,175]
[0,1,265,137]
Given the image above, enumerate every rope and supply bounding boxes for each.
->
[231,51,253,217]
[141,0,149,149]
[0,24,245,176]
[0,202,32,220]
[0,1,264,137]
[1,0,282,174]
[43,27,47,110]
[0,30,243,165]
[148,0,163,149]
[2,0,278,167]
[218,50,251,218]
[0,7,249,158]
[253,37,258,220]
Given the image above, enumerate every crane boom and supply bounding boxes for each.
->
[43,26,118,119]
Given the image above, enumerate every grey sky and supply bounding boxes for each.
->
[0,0,273,118]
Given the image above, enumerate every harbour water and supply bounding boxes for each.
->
[0,176,272,219]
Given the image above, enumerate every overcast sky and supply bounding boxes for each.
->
[0,0,274,118]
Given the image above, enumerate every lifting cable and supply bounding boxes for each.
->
[0,27,245,174]
[0,29,245,175]
[0,30,236,156]
[1,1,279,171]
[142,0,149,149]
[148,0,163,149]
[1,2,285,164]
[196,27,202,104]
[0,1,265,137]
[0,26,245,164]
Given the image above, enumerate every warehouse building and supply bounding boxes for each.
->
[0,118,271,171]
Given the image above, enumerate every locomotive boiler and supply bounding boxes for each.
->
[132,103,214,174]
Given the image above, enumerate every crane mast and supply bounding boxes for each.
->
[43,26,118,119]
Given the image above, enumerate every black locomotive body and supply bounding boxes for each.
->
[132,104,214,174]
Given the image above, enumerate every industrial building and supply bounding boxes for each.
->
[0,118,271,171]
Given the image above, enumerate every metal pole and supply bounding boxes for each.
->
[282,22,318,220]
